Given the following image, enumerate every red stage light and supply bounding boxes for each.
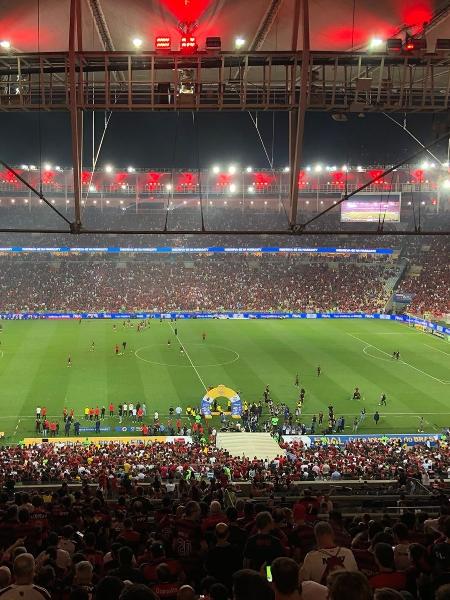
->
[155,36,171,51]
[180,36,197,53]
[81,171,91,185]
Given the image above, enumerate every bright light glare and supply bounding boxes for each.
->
[105,165,113,173]
[314,164,323,173]
[89,185,96,192]
[24,199,28,204]
[234,37,246,49]
[369,37,383,50]
[132,37,143,48]
[421,160,429,169]
[121,184,127,189]
[342,165,348,172]
[229,183,237,193]
[442,179,450,189]
[44,163,52,171]
[246,166,253,173]
[29,165,37,170]
[357,165,364,172]
[55,165,62,171]
[212,165,220,174]
[21,165,29,170]
[166,184,172,191]
[247,186,255,193]
[0,40,11,50]
[127,166,135,173]
[228,165,237,175]
[306,166,311,172]
[283,166,290,172]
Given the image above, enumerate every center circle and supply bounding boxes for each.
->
[134,343,240,368]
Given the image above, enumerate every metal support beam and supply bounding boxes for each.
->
[289,0,309,226]
[69,0,83,232]
[249,0,285,51]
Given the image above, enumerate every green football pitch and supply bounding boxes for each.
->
[0,318,448,442]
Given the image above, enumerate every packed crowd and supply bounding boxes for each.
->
[0,255,398,313]
[0,439,450,600]
[1,437,449,487]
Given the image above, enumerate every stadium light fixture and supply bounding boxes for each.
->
[24,199,28,204]
[283,166,290,172]
[356,165,364,172]
[127,166,135,173]
[120,200,124,204]
[106,200,110,204]
[234,37,246,49]
[93,200,97,204]
[442,179,450,189]
[105,164,113,173]
[39,199,43,204]
[229,183,237,193]
[306,166,311,172]
[0,40,11,50]
[121,184,127,190]
[247,186,255,193]
[228,164,237,175]
[369,37,384,50]
[212,165,220,174]
[250,200,254,205]
[246,166,253,173]
[51,199,55,204]
[10,198,15,203]
[55,165,62,171]
[21,164,29,170]
[66,200,70,204]
[44,163,52,171]
[224,200,228,205]
[421,201,425,205]
[407,201,412,205]
[132,37,143,49]
[183,200,187,204]
[209,201,212,205]
[421,160,429,169]
[29,165,37,170]
[342,165,348,172]
[81,200,85,205]
[305,200,310,204]
[314,164,322,173]
[166,184,172,191]
[89,184,96,192]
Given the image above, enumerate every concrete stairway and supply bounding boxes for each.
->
[215,432,283,461]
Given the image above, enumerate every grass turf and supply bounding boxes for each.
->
[0,318,448,442]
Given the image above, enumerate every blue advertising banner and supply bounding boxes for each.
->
[0,246,393,255]
[0,312,448,335]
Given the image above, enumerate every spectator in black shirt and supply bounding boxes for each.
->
[205,523,243,590]
[243,512,284,571]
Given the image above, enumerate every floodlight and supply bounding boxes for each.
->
[442,179,450,189]
[248,186,255,193]
[127,166,135,173]
[89,184,96,192]
[0,40,11,50]
[235,37,246,49]
[246,166,253,173]
[105,165,113,173]
[166,184,172,191]
[283,166,290,172]
[369,37,384,50]
[44,163,52,171]
[212,165,220,174]
[228,165,237,174]
[229,183,237,193]
[132,37,143,48]
[314,164,322,173]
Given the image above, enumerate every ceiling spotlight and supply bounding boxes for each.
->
[247,186,255,193]
[89,184,96,192]
[166,184,172,191]
[105,165,113,173]
[229,183,237,193]
[132,37,143,49]
[212,165,220,174]
[55,165,62,171]
[234,37,246,50]
[306,166,311,172]
[228,165,237,175]
[283,166,290,172]
[314,164,323,173]
[127,166,135,173]
[0,40,11,50]
[44,163,52,171]
[342,165,348,172]
[246,166,253,173]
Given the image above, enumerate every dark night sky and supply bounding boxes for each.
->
[0,110,448,169]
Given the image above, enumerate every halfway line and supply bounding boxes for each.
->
[347,332,449,384]
[168,322,208,391]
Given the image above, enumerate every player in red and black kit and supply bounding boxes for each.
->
[115,344,120,355]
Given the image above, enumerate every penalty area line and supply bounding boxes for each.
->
[168,322,208,391]
[347,332,449,384]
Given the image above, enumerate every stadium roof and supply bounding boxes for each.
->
[1,0,449,53]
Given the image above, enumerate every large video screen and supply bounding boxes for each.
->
[341,193,401,222]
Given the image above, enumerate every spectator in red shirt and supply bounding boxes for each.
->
[109,402,114,416]
[369,543,407,591]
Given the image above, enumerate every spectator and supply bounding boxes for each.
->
[369,543,407,591]
[95,576,125,600]
[327,571,373,600]
[205,523,242,589]
[110,547,145,584]
[232,570,274,600]
[299,522,358,584]
[243,512,284,571]
[271,557,327,600]
[0,553,50,600]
